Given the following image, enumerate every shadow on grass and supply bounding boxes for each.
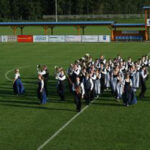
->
[93,102,123,107]
[0,102,75,112]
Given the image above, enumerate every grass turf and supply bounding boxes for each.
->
[0,42,150,150]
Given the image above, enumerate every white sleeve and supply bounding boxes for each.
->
[41,80,44,90]
[90,79,94,90]
[81,83,85,96]
[130,79,132,87]
[58,75,66,81]
[91,74,96,80]
[99,74,101,79]
[141,71,147,79]
[102,69,106,74]
[38,70,46,75]
[72,84,75,92]
[14,73,20,80]
[74,69,80,75]
[78,65,81,71]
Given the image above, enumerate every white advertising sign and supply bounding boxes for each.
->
[7,35,17,42]
[82,35,99,42]
[48,35,65,42]
[65,35,81,42]
[147,19,150,26]
[99,35,111,42]
[2,35,8,42]
[33,35,48,42]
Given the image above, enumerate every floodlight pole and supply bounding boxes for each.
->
[55,0,58,22]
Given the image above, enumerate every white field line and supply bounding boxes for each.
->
[5,66,30,82]
[37,100,95,150]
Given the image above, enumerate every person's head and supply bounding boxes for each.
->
[142,66,146,71]
[76,77,80,83]
[43,65,47,70]
[100,63,104,68]
[117,54,121,59]
[74,64,78,70]
[146,55,148,59]
[125,72,130,79]
[15,68,19,73]
[61,70,64,75]
[128,57,132,62]
[85,73,89,78]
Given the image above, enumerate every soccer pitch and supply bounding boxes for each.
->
[0,41,150,150]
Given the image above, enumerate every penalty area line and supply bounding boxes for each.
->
[5,65,30,82]
[37,100,95,150]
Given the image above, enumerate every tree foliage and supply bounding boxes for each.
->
[0,0,150,20]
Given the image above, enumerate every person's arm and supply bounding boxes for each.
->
[90,79,94,91]
[141,71,148,79]
[13,73,19,83]
[130,79,133,87]
[72,84,75,92]
[99,74,101,79]
[40,80,44,92]
[91,74,96,80]
[81,83,85,98]
[102,69,107,74]
[74,69,80,75]
[57,75,66,81]
[39,70,46,76]
[55,73,59,80]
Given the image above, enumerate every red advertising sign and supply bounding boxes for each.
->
[17,35,33,42]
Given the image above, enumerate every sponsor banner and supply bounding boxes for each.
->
[18,35,33,43]
[65,35,81,42]
[147,19,150,26]
[48,35,65,42]
[99,35,111,42]
[122,31,139,34]
[7,35,17,42]
[82,35,99,42]
[2,36,8,42]
[33,35,49,42]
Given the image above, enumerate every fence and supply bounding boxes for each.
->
[43,14,145,21]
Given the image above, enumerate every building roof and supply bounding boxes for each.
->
[0,21,114,26]
[143,6,150,9]
[112,23,145,28]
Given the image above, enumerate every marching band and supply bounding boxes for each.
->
[13,54,150,111]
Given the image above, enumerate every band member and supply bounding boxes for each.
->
[37,74,47,104]
[84,73,93,105]
[67,53,149,106]
[72,77,85,112]
[94,70,101,99]
[111,66,119,96]
[139,66,149,98]
[116,74,124,99]
[91,70,96,99]
[13,69,25,95]
[56,68,66,101]
[122,73,137,106]
[135,62,141,89]
[42,65,49,95]
[100,63,106,94]
[37,65,49,95]
[130,66,137,92]
[105,63,111,89]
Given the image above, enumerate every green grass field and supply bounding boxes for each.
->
[0,38,150,149]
